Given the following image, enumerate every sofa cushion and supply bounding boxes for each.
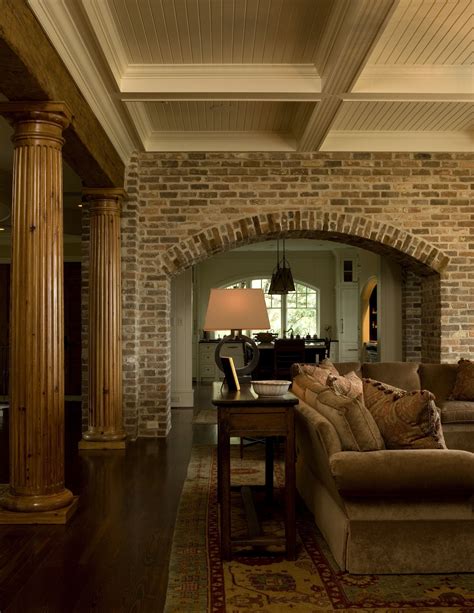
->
[362,361,420,391]
[293,363,336,385]
[327,371,363,399]
[329,449,474,496]
[419,363,457,404]
[334,361,362,377]
[451,359,474,401]
[363,379,446,450]
[292,372,327,397]
[307,388,384,452]
[439,400,474,424]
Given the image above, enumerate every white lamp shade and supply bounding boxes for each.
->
[203,288,270,331]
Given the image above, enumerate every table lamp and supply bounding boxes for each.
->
[203,288,271,380]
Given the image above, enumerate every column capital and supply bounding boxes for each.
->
[0,101,73,130]
[82,187,126,201]
[83,188,126,216]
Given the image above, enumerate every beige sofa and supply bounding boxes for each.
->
[292,361,474,574]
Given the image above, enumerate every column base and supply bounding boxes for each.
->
[0,487,74,512]
[79,439,126,450]
[0,496,78,524]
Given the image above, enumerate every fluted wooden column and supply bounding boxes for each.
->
[80,188,126,450]
[0,102,76,522]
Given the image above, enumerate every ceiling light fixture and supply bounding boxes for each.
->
[268,237,295,295]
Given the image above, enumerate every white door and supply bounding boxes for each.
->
[339,285,359,362]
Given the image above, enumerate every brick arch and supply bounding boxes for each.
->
[160,210,449,278]
[127,210,449,438]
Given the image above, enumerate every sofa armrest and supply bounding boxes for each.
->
[329,449,474,496]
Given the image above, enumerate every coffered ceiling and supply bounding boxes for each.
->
[28,0,474,157]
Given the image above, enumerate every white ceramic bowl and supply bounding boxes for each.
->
[251,380,291,397]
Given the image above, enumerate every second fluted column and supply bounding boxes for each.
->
[80,188,126,450]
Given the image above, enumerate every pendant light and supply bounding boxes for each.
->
[268,237,295,294]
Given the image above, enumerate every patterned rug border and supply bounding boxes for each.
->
[165,446,474,613]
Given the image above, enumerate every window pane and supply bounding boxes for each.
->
[267,293,281,309]
[286,281,318,337]
[307,293,317,308]
[286,310,317,337]
[286,293,297,308]
[297,294,307,308]
[218,276,318,339]
[266,308,281,335]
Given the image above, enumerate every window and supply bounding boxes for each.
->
[217,277,319,338]
[343,259,354,283]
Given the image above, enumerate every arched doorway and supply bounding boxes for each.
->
[120,209,448,437]
[360,276,378,361]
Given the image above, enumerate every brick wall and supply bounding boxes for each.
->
[401,269,422,362]
[82,151,472,437]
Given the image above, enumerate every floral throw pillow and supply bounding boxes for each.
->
[326,370,363,399]
[295,361,337,385]
[451,359,474,401]
[363,378,446,450]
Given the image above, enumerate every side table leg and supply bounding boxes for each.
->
[285,433,296,560]
[220,429,232,560]
[265,437,274,503]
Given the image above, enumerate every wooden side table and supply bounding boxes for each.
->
[212,382,298,560]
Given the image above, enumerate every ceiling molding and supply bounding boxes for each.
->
[297,97,342,152]
[123,103,152,147]
[341,93,474,103]
[121,64,322,96]
[81,0,127,83]
[120,92,323,102]
[298,0,397,150]
[321,130,474,152]
[26,0,472,154]
[146,131,297,152]
[28,0,138,164]
[354,65,474,94]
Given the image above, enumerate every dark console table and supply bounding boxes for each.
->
[212,382,298,560]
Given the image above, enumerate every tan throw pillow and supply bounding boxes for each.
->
[292,373,327,398]
[363,378,447,450]
[312,388,384,452]
[295,363,333,386]
[451,359,474,401]
[327,370,363,399]
[319,358,338,374]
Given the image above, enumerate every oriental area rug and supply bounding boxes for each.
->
[164,446,474,613]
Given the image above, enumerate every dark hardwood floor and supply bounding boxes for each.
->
[0,385,217,613]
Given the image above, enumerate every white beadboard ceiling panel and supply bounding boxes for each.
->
[28,0,473,153]
[368,0,473,65]
[333,101,474,131]
[107,0,332,65]
[145,100,313,133]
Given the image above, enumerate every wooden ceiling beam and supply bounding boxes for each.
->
[0,0,124,187]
